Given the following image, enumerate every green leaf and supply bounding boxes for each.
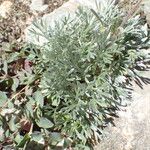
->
[15,134,23,144]
[5,129,10,138]
[26,97,34,117]
[12,78,19,92]
[0,91,7,107]
[50,132,62,145]
[84,146,91,150]
[31,132,44,144]
[8,116,17,132]
[36,117,54,129]
[33,91,44,107]
[64,138,72,148]
[17,134,30,148]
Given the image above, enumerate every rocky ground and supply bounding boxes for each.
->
[95,67,150,150]
[0,0,66,48]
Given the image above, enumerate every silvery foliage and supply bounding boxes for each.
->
[26,0,150,149]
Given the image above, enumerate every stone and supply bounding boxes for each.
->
[30,0,48,12]
[117,0,150,25]
[142,0,150,25]
[0,1,13,18]
[95,63,150,150]
[25,0,109,45]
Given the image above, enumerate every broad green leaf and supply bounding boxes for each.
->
[0,91,7,107]
[26,97,35,117]
[84,146,91,150]
[36,117,54,129]
[33,91,44,107]
[15,134,23,144]
[31,132,44,144]
[50,132,62,145]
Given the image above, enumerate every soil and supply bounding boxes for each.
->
[0,0,67,48]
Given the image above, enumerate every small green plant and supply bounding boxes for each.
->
[0,1,150,150]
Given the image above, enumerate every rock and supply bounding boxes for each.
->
[0,1,13,18]
[117,0,150,25]
[30,0,48,12]
[25,0,109,45]
[142,0,150,25]
[95,65,150,150]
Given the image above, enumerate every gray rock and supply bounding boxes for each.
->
[142,0,150,25]
[25,0,110,46]
[95,64,150,150]
[30,0,48,12]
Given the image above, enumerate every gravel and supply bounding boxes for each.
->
[0,0,67,46]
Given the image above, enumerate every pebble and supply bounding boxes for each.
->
[142,0,150,25]
[30,0,48,12]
